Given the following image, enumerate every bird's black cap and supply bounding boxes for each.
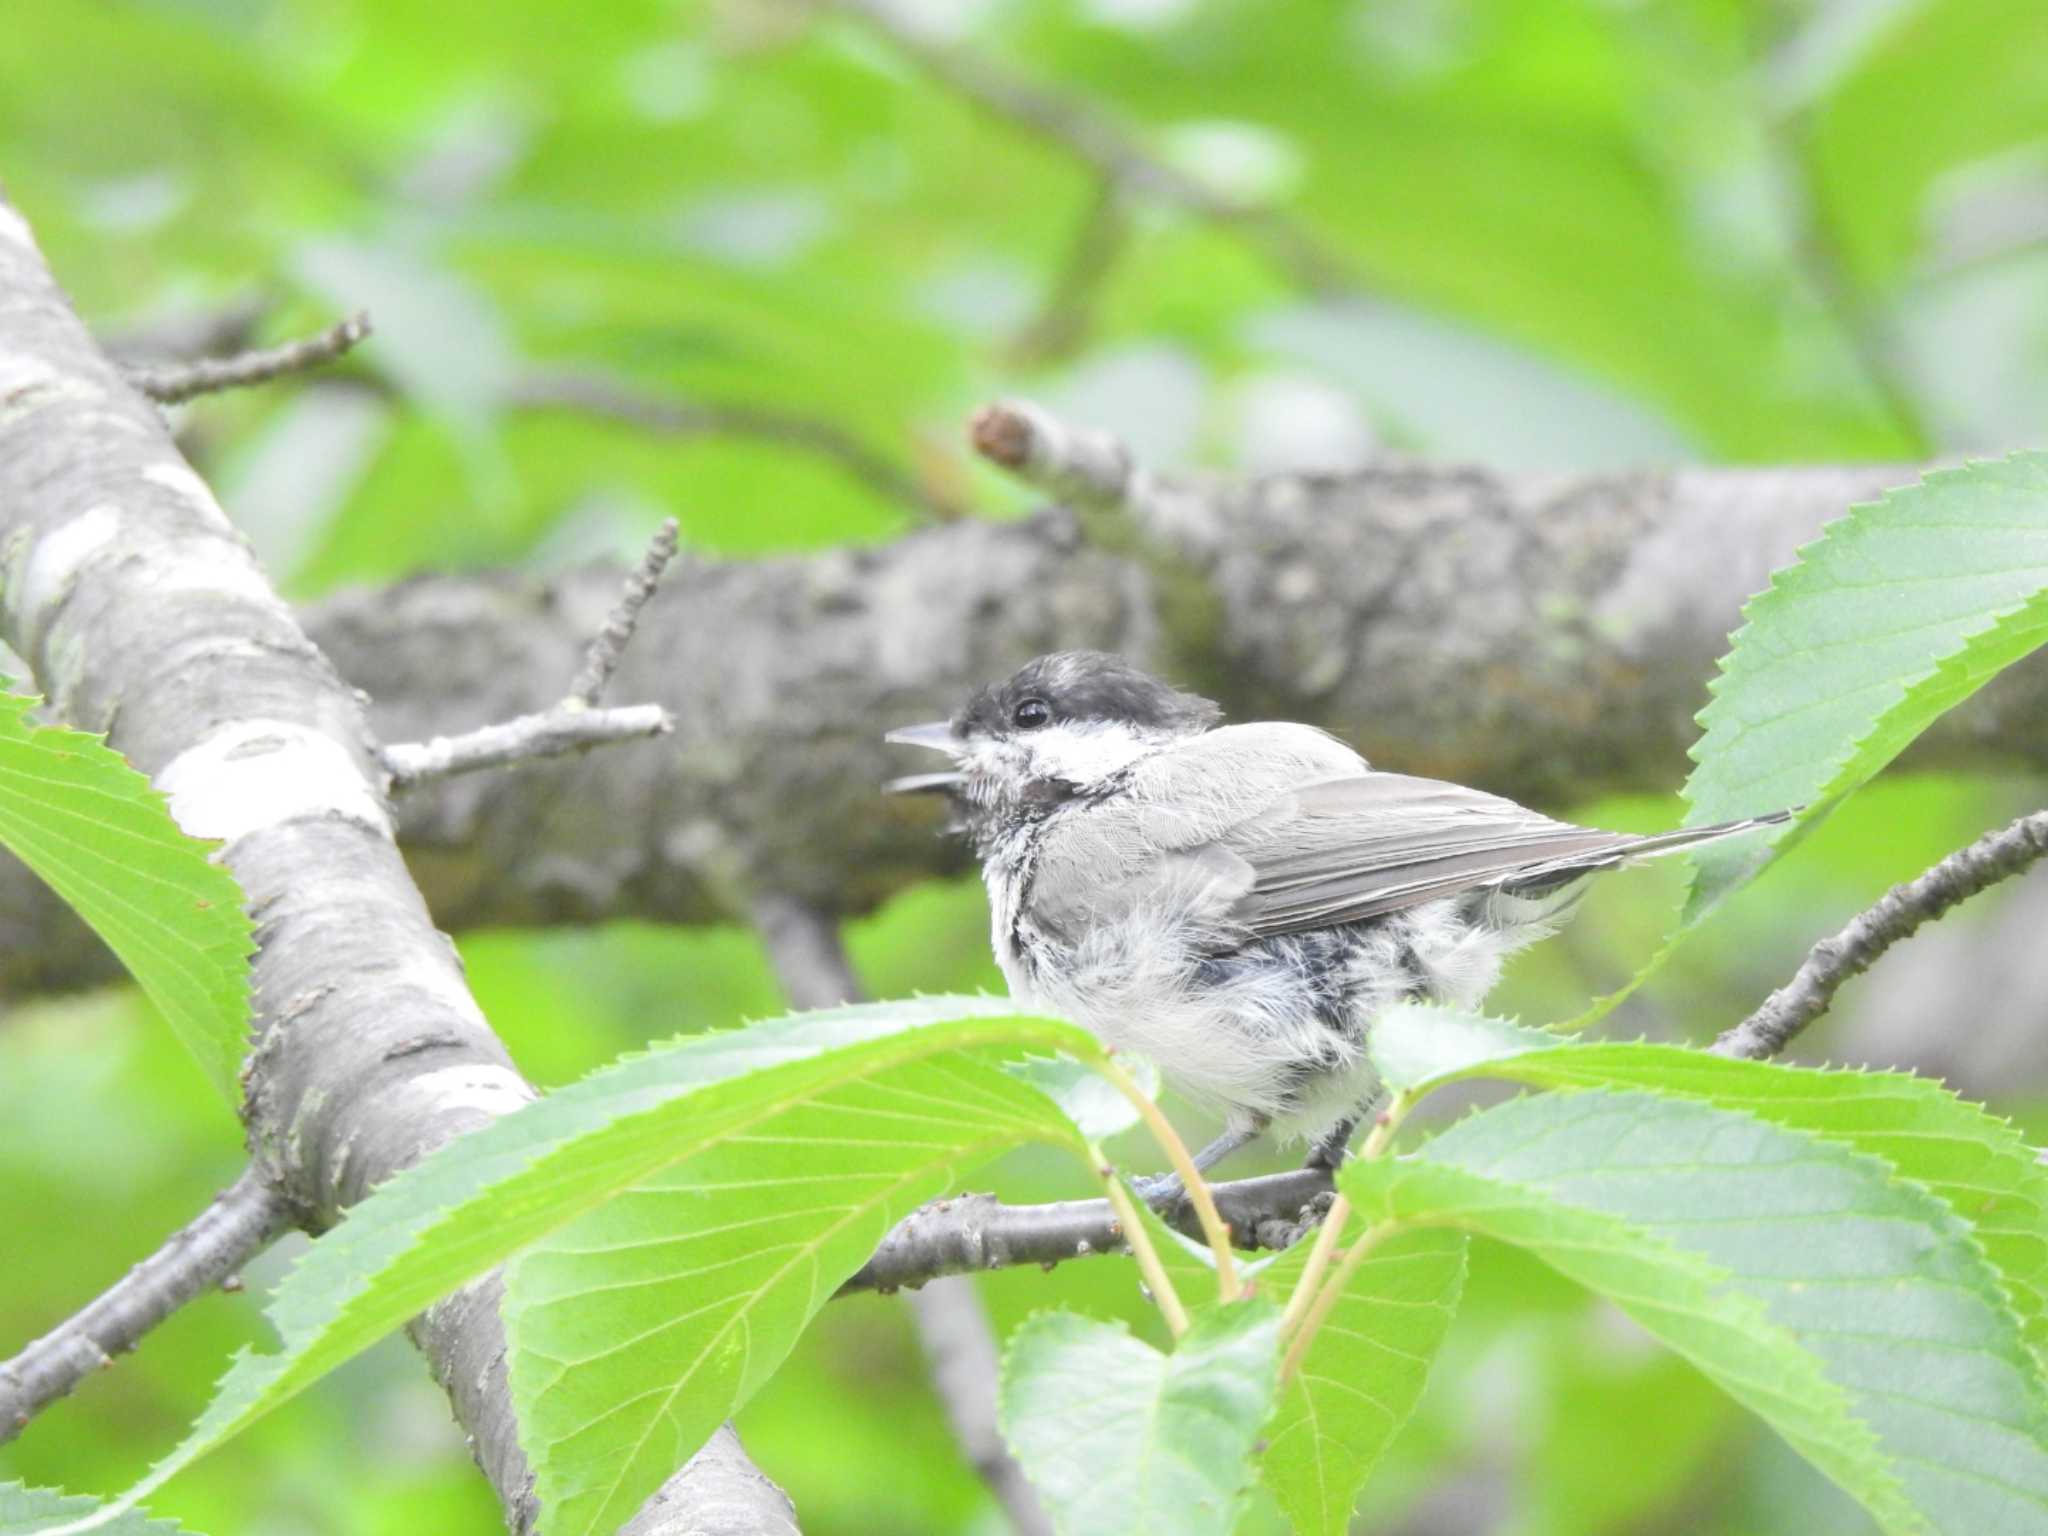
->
[957,651,1222,737]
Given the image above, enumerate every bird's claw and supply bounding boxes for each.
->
[1127,1170,1187,1210]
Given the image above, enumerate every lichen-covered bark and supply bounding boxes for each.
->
[0,193,792,1534]
[9,450,2035,994]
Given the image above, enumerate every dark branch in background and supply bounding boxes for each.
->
[0,1169,291,1440]
[826,0,1355,297]
[121,312,373,405]
[1767,105,1933,453]
[1713,808,2048,1061]
[1009,178,1132,365]
[749,895,1052,1536]
[507,370,962,523]
[381,518,681,792]
[903,1268,1056,1536]
[0,198,793,1534]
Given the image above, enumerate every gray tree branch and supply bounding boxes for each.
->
[0,1169,291,1441]
[748,894,1051,1536]
[506,369,962,523]
[0,193,793,1535]
[1712,807,2048,1061]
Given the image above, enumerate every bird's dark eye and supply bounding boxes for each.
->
[1012,697,1052,730]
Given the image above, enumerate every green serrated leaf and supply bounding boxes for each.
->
[1258,1228,1466,1536]
[1346,1089,2048,1535]
[0,686,252,1102]
[1683,453,2048,920]
[0,1485,197,1536]
[506,1053,1089,1536]
[1368,1005,2048,1367]
[999,1300,1285,1536]
[22,997,1101,1536]
[1368,1004,1560,1096]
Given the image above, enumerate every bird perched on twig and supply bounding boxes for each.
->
[888,651,1786,1203]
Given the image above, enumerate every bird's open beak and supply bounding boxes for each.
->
[885,720,958,753]
[884,720,964,795]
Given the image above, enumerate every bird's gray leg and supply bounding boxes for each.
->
[1130,1119,1267,1209]
[1305,1108,1367,1173]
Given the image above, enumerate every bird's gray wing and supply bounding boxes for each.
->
[1223,772,1695,937]
[1023,723,1364,943]
[1026,731,1776,947]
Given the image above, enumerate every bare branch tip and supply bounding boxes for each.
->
[970,401,1034,469]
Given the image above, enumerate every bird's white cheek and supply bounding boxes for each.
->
[1023,722,1155,788]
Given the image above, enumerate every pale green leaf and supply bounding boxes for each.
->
[1109,1195,1465,1535]
[18,998,1101,1536]
[0,686,251,1102]
[1345,1089,2048,1535]
[1368,1005,2048,1366]
[999,1300,1285,1536]
[1004,1052,1158,1143]
[505,1054,1089,1536]
[1258,1228,1466,1536]
[1683,453,2048,919]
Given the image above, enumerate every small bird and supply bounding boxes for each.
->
[888,651,1786,1200]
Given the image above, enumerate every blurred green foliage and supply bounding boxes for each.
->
[2,0,2045,1532]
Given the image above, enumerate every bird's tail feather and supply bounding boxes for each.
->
[1615,807,1796,863]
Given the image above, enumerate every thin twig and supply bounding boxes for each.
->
[1713,808,2048,1061]
[902,1282,1056,1536]
[509,369,959,522]
[749,893,1052,1536]
[829,0,1352,296]
[382,518,683,791]
[0,1168,291,1440]
[122,313,373,405]
[380,702,673,791]
[570,517,681,706]
[841,1168,1334,1295]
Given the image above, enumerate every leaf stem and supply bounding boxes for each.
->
[1093,1052,1240,1302]
[1278,1095,1411,1357]
[1279,1221,1393,1385]
[1092,1143,1190,1338]
[1277,1196,1351,1336]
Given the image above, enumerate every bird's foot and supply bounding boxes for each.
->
[1127,1169,1187,1210]
[1305,1112,1363,1173]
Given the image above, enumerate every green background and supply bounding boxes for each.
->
[2,1,2045,1532]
